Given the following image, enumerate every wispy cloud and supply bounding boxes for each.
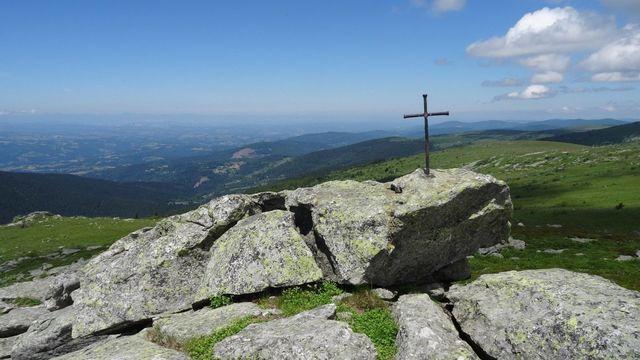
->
[481,78,524,87]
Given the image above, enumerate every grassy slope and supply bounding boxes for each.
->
[0,216,156,286]
[252,140,640,290]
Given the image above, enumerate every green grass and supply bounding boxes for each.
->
[184,316,266,360]
[0,216,156,286]
[349,309,397,360]
[7,297,42,307]
[253,140,640,291]
[274,282,343,316]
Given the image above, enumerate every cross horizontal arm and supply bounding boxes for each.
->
[403,113,424,119]
[428,111,449,117]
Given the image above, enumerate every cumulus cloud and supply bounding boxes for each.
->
[494,84,556,101]
[581,25,640,82]
[410,0,466,13]
[532,71,564,83]
[518,53,571,72]
[467,7,616,58]
[481,77,524,87]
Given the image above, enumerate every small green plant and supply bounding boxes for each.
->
[8,297,42,307]
[277,281,342,316]
[184,316,264,360]
[209,295,233,309]
[349,308,398,360]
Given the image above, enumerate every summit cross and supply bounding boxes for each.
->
[403,93,450,175]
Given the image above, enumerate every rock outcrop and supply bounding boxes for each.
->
[448,269,640,359]
[285,169,511,285]
[393,294,478,360]
[71,168,511,337]
[212,304,377,360]
[72,195,262,337]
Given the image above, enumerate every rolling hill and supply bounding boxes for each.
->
[544,121,640,146]
[0,171,189,223]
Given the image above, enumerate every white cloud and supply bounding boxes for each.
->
[495,84,556,101]
[410,0,465,13]
[581,25,640,82]
[532,71,564,83]
[433,0,466,12]
[519,53,571,72]
[467,7,616,58]
[481,77,524,87]
[591,72,640,82]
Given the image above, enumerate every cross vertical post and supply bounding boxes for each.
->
[403,93,450,175]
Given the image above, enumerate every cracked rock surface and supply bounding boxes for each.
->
[393,294,478,360]
[448,269,640,359]
[212,304,377,360]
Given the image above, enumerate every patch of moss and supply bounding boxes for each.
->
[9,297,42,307]
[209,295,233,309]
[276,281,342,316]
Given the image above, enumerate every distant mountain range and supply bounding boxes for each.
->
[0,171,188,223]
[425,118,629,136]
[1,118,636,222]
[544,121,640,146]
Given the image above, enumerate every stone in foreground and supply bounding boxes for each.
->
[213,304,377,359]
[151,302,264,344]
[199,210,323,298]
[0,306,48,337]
[72,195,261,337]
[448,269,640,359]
[393,294,478,360]
[52,330,187,360]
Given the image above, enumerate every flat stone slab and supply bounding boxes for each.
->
[152,302,264,344]
[448,269,640,359]
[213,304,377,359]
[393,294,478,360]
[51,330,188,360]
[0,306,48,337]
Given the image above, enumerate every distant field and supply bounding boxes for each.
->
[0,216,156,286]
[253,140,640,290]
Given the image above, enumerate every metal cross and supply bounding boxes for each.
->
[403,94,449,175]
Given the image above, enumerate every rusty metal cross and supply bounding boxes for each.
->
[403,94,450,175]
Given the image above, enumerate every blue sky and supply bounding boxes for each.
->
[1,0,639,122]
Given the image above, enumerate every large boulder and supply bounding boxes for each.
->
[285,168,511,285]
[448,269,640,359]
[393,294,478,360]
[72,195,262,337]
[212,304,377,359]
[151,302,265,345]
[52,330,187,360]
[199,210,323,298]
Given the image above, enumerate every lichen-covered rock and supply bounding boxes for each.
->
[0,336,17,359]
[285,168,511,285]
[212,304,376,359]
[448,269,640,359]
[151,302,264,344]
[0,268,79,310]
[10,306,103,360]
[199,210,323,298]
[393,294,478,360]
[52,330,187,360]
[72,195,261,337]
[0,306,48,337]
